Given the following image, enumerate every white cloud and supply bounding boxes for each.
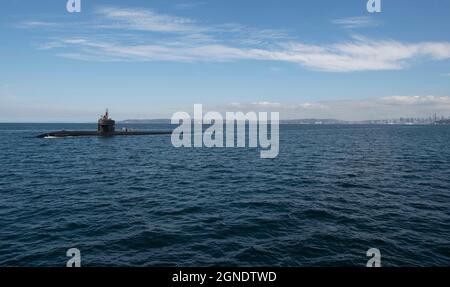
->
[332,16,380,29]
[2,93,450,121]
[96,7,206,33]
[215,96,450,121]
[251,101,282,108]
[174,2,206,10]
[381,95,450,105]
[297,102,329,110]
[18,21,59,28]
[21,6,450,72]
[63,38,88,44]
[52,36,450,72]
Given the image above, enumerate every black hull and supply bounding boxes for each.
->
[37,130,172,138]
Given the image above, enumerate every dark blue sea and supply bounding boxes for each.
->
[1,123,450,266]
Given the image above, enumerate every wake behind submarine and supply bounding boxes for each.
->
[37,110,172,138]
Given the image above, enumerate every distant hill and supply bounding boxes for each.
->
[119,119,171,124]
[119,118,346,124]
[281,119,348,124]
[119,118,444,125]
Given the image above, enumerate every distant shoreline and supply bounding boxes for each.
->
[120,118,450,125]
[1,119,449,125]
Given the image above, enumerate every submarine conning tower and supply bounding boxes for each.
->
[98,109,115,134]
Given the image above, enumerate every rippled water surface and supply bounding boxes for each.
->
[1,123,450,266]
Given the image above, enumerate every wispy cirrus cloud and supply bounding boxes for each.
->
[18,21,59,28]
[19,6,450,72]
[332,16,380,29]
[95,7,205,33]
[93,7,290,45]
[50,36,450,72]
[174,2,207,10]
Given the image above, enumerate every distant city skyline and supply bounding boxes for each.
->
[1,0,450,122]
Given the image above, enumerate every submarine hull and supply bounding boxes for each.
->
[37,130,172,138]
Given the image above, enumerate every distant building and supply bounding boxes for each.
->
[436,119,450,125]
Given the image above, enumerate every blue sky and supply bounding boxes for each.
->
[1,0,450,121]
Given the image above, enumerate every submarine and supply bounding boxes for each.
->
[37,109,172,138]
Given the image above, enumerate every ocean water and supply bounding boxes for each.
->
[0,123,449,267]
